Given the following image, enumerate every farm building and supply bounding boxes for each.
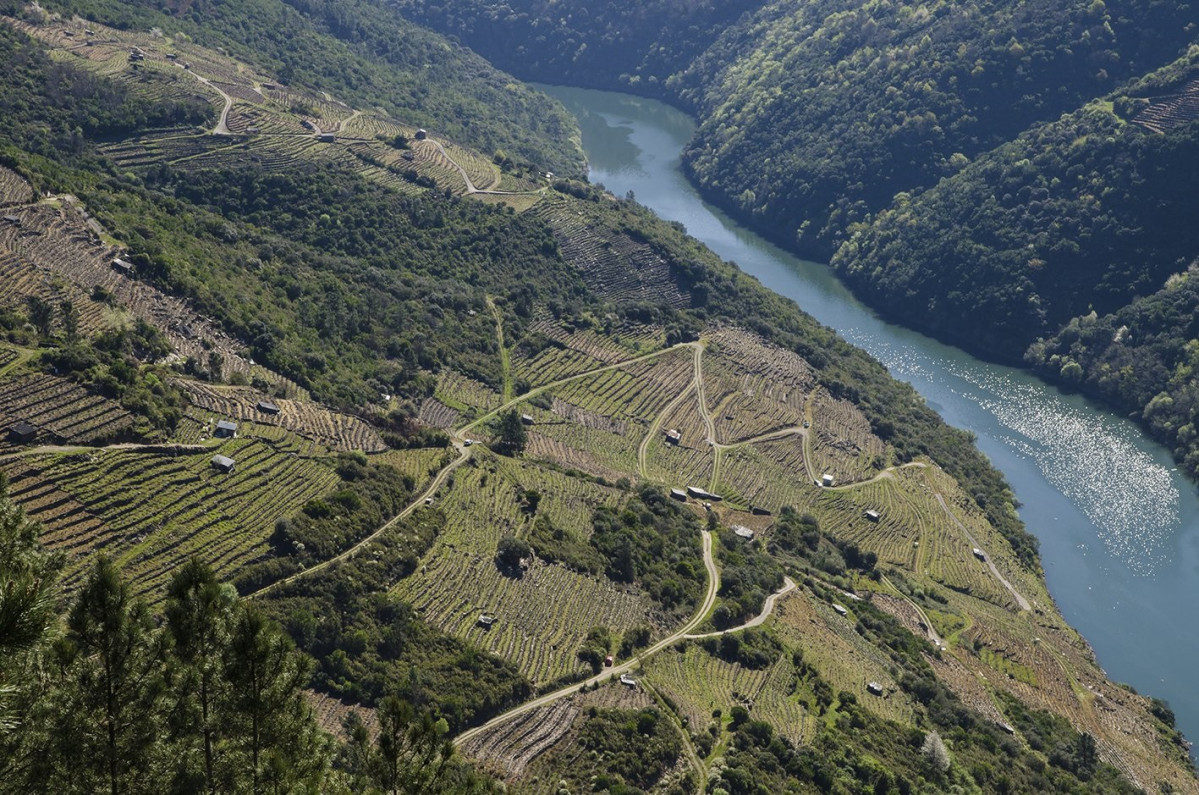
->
[210,455,235,474]
[619,674,637,688]
[477,613,497,629]
[603,655,614,667]
[821,473,835,487]
[256,400,281,415]
[864,509,881,522]
[751,505,772,516]
[7,421,37,444]
[832,603,848,617]
[867,682,884,696]
[669,488,687,502]
[214,420,237,438]
[731,525,755,541]
[111,257,134,275]
[686,486,722,501]
[317,133,336,143]
[414,128,428,140]
[521,413,535,425]
[664,428,681,444]
[972,548,987,562]
[3,215,20,225]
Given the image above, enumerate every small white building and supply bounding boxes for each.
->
[821,473,835,487]
[731,525,755,541]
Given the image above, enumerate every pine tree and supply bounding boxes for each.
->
[56,557,166,794]
[164,558,237,794]
[225,603,328,793]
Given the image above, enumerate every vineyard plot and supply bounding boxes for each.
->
[393,459,645,686]
[16,439,339,599]
[645,643,812,747]
[771,590,917,727]
[808,391,887,485]
[178,381,386,452]
[534,196,691,309]
[0,165,33,206]
[0,373,135,445]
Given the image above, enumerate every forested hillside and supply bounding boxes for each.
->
[392,0,1196,257]
[29,0,584,175]
[837,47,1199,466]
[0,2,1195,792]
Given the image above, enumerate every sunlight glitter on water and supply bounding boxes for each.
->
[971,376,1178,574]
[870,337,1179,574]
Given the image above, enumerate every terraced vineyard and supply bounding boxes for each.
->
[0,200,301,394]
[0,165,33,206]
[0,372,134,446]
[394,457,646,686]
[463,682,654,786]
[645,642,812,746]
[177,381,386,453]
[533,196,691,308]
[1133,77,1199,133]
[435,370,503,418]
[808,390,887,484]
[712,440,813,513]
[771,589,918,727]
[6,439,339,598]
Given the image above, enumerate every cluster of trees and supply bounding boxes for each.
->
[1,526,328,792]
[589,485,706,615]
[835,67,1199,362]
[0,478,506,793]
[711,528,784,629]
[390,0,750,101]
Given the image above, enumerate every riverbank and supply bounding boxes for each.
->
[541,82,1199,754]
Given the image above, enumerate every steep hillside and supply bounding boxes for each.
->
[836,46,1199,464]
[15,0,584,175]
[391,0,1196,258]
[0,8,1194,794]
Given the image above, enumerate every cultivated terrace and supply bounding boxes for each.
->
[0,2,1193,793]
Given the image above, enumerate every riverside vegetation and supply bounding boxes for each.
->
[393,0,1199,481]
[0,1,1195,792]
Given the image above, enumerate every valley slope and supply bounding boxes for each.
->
[0,3,1193,793]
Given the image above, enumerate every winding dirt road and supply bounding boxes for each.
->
[454,529,719,747]
[245,442,470,598]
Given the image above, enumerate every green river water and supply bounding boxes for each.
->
[542,84,1199,749]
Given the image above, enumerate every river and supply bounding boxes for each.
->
[541,84,1199,747]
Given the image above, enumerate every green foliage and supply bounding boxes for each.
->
[491,409,528,456]
[41,320,185,437]
[836,73,1199,361]
[272,456,415,565]
[338,695,499,794]
[568,707,682,795]
[576,625,612,673]
[18,0,583,175]
[261,510,532,730]
[712,529,783,628]
[7,557,330,793]
[494,534,532,573]
[525,512,604,574]
[590,485,704,615]
[0,475,62,740]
